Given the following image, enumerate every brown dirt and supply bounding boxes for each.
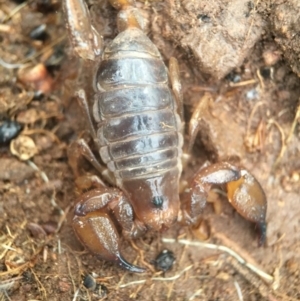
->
[0,0,299,300]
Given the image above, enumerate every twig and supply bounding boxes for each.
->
[0,57,29,69]
[27,160,64,214]
[119,265,193,288]
[188,288,203,300]
[167,243,188,300]
[269,103,300,167]
[229,256,297,301]
[3,291,12,301]
[246,101,266,138]
[0,261,31,277]
[0,35,66,69]
[119,279,146,288]
[162,238,274,284]
[0,221,27,260]
[267,119,286,168]
[229,79,257,87]
[234,281,244,301]
[56,205,71,234]
[0,277,22,292]
[30,268,47,300]
[256,69,265,89]
[22,129,61,145]
[67,253,77,298]
[2,1,28,23]
[72,288,80,301]
[285,103,300,145]
[20,34,66,64]
[151,265,193,281]
[129,240,155,272]
[0,24,13,33]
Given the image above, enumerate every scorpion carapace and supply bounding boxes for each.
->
[63,0,267,273]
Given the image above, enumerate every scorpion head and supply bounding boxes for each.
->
[122,170,180,232]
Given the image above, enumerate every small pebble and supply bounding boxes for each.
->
[94,284,108,298]
[153,249,176,272]
[10,135,38,161]
[83,274,96,290]
[29,24,48,41]
[18,63,54,94]
[27,222,47,239]
[0,120,22,144]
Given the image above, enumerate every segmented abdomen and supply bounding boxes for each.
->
[93,28,182,181]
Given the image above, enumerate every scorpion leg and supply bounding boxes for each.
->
[182,162,267,245]
[169,57,184,121]
[68,138,104,177]
[75,174,106,191]
[68,138,115,186]
[188,92,212,152]
[75,89,98,142]
[63,0,103,61]
[73,188,146,273]
[67,89,114,184]
[169,57,191,169]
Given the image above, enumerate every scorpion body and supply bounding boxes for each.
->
[93,27,183,229]
[63,0,267,273]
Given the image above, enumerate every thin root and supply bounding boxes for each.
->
[129,240,155,272]
[267,119,286,168]
[119,265,193,288]
[256,69,265,89]
[2,1,28,23]
[30,268,48,300]
[268,103,300,167]
[234,280,244,301]
[161,238,274,284]
[27,160,64,214]
[229,79,257,87]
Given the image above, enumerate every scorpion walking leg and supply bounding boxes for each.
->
[75,89,98,142]
[169,57,191,170]
[68,138,115,185]
[73,187,146,273]
[187,92,212,152]
[169,57,184,120]
[75,174,107,192]
[63,0,103,61]
[182,162,267,245]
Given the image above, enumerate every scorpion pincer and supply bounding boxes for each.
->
[63,0,267,273]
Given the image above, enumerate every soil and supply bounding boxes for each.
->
[0,0,299,300]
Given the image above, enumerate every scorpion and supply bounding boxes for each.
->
[63,0,267,273]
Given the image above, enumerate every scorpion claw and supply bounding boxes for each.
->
[227,169,267,245]
[73,211,145,272]
[257,221,267,247]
